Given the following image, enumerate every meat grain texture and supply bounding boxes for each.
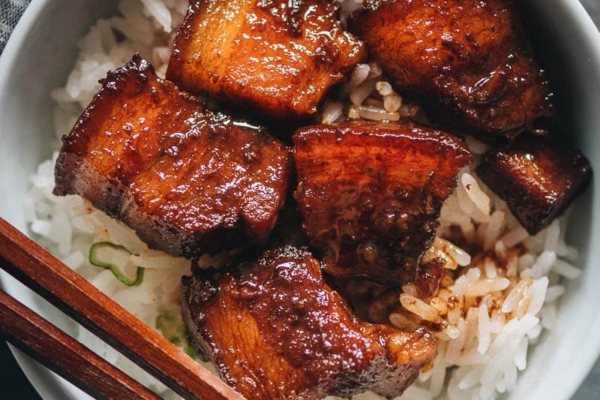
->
[349,0,554,141]
[54,55,291,259]
[182,246,437,400]
[476,133,592,235]
[167,0,366,120]
[293,122,472,288]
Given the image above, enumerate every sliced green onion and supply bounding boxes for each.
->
[89,242,145,287]
[156,312,196,359]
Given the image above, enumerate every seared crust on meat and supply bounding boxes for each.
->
[476,133,592,235]
[349,0,553,141]
[182,246,437,400]
[54,55,291,258]
[167,0,366,120]
[292,122,471,285]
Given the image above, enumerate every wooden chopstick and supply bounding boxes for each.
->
[0,217,245,400]
[0,289,162,400]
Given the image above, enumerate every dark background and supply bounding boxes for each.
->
[1,342,42,399]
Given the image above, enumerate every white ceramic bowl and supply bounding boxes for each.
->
[1,0,599,399]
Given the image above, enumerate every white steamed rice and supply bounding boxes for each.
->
[25,1,582,399]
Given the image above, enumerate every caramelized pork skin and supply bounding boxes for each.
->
[293,122,472,285]
[54,55,291,259]
[476,133,592,235]
[349,0,553,141]
[182,246,437,400]
[167,0,366,120]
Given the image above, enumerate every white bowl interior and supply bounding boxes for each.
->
[508,0,600,398]
[0,1,117,398]
[0,0,599,399]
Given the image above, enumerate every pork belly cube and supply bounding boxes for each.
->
[182,246,437,400]
[476,133,592,235]
[166,0,366,120]
[349,0,553,141]
[54,55,291,259]
[293,122,472,285]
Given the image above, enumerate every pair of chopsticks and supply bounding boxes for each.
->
[0,217,244,400]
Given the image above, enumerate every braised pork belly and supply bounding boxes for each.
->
[292,122,471,286]
[166,0,366,120]
[182,246,437,400]
[349,0,553,141]
[54,55,291,259]
[476,133,592,235]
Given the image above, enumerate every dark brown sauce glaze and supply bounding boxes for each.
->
[476,133,592,235]
[349,0,553,142]
[54,55,292,258]
[167,0,366,121]
[292,122,472,286]
[182,246,437,400]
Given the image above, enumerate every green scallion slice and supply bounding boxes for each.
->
[156,312,197,359]
[89,242,145,287]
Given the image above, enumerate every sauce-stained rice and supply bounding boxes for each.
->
[25,1,581,399]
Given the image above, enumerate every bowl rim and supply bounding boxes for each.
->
[0,0,599,400]
[527,2,600,398]
[0,1,89,398]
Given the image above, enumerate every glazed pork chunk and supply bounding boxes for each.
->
[166,0,366,120]
[349,0,553,141]
[182,246,437,400]
[54,55,291,259]
[293,122,472,287]
[476,133,592,235]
